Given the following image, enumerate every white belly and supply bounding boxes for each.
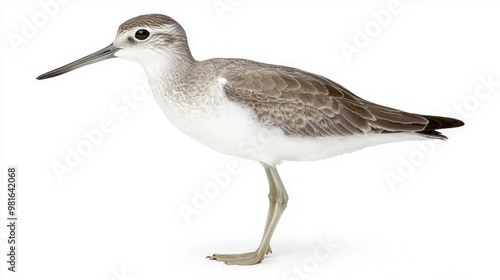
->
[156,95,425,166]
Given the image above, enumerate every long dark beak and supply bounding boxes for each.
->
[37,44,119,80]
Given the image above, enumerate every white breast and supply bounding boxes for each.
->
[147,74,265,159]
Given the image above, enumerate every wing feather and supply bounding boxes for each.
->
[216,59,454,138]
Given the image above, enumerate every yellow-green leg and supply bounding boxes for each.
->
[207,163,288,265]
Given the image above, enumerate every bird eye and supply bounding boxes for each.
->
[135,29,150,40]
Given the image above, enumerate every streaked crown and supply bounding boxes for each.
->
[113,14,193,63]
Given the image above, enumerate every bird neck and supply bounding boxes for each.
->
[143,50,195,81]
[142,52,196,105]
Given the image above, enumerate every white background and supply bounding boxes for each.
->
[1,1,500,280]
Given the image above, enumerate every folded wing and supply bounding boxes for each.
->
[222,60,463,139]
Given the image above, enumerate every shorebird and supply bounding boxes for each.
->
[37,14,464,265]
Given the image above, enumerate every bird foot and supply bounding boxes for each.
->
[207,246,272,265]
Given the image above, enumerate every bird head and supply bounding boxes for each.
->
[37,14,193,80]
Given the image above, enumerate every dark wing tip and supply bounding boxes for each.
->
[422,115,465,131]
[415,115,464,140]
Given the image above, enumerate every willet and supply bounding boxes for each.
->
[37,14,464,265]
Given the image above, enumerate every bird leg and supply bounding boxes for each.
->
[260,163,278,255]
[207,163,288,265]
